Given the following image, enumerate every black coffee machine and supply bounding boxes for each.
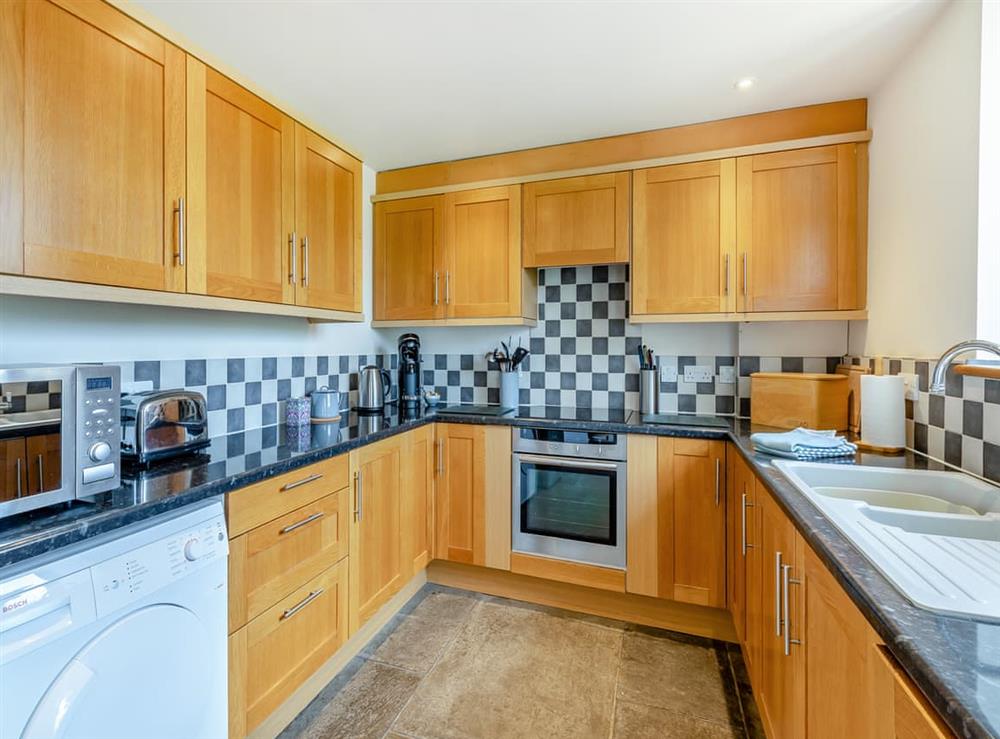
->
[398,333,421,407]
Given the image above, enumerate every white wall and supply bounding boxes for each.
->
[850,0,982,359]
[0,166,394,364]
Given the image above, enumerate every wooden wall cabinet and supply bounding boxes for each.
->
[434,423,511,569]
[736,144,867,313]
[626,435,727,608]
[349,436,404,632]
[374,187,533,324]
[632,160,736,316]
[522,172,630,267]
[2,0,186,291]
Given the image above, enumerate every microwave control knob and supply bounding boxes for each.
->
[183,538,204,562]
[88,441,112,463]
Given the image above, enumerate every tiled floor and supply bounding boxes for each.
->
[279,585,763,739]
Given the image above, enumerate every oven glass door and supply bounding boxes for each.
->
[513,454,625,568]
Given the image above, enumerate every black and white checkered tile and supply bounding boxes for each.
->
[845,355,1000,484]
[0,380,61,413]
[117,354,398,437]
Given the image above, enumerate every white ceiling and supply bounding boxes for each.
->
[131,0,945,171]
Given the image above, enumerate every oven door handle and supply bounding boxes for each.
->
[514,453,621,471]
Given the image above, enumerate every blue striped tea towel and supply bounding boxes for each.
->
[750,427,857,460]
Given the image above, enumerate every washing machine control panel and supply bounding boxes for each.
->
[91,515,228,617]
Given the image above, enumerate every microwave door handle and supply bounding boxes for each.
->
[515,453,620,471]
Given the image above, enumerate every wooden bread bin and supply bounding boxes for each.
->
[750,372,849,431]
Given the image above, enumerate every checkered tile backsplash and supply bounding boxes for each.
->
[845,355,1000,484]
[0,381,62,412]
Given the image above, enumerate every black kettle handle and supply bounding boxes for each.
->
[380,368,392,399]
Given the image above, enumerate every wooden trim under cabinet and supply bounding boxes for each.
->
[510,552,625,593]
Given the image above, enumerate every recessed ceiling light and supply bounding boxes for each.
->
[734,77,757,91]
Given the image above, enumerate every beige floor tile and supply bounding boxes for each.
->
[289,660,420,739]
[365,612,465,674]
[613,700,736,739]
[406,589,480,626]
[392,600,621,739]
[617,631,731,725]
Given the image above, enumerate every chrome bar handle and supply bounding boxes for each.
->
[280,589,324,621]
[433,272,440,306]
[444,271,450,305]
[436,439,444,475]
[280,511,324,535]
[724,253,730,296]
[775,551,784,637]
[741,490,754,555]
[15,458,22,498]
[782,564,802,655]
[714,458,720,507]
[174,197,186,266]
[288,232,297,285]
[301,235,310,287]
[354,470,363,522]
[280,472,322,492]
[742,253,748,297]
[36,455,43,493]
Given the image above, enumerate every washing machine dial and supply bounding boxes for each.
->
[183,537,204,562]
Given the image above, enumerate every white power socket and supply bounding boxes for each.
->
[683,365,714,383]
[660,365,678,383]
[898,372,920,401]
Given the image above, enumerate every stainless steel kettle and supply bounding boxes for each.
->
[357,365,391,412]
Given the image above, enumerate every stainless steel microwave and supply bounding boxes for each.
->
[0,364,121,518]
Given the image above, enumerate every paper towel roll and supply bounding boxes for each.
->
[860,375,906,449]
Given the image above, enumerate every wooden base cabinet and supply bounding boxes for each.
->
[229,559,349,738]
[401,425,435,577]
[626,436,727,607]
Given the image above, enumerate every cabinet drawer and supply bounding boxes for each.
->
[229,488,349,632]
[227,455,349,537]
[235,559,349,734]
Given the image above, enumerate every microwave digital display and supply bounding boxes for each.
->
[85,377,113,391]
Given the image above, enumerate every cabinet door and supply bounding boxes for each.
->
[25,432,60,494]
[737,144,862,312]
[186,59,294,304]
[294,124,362,312]
[7,0,185,290]
[727,448,755,643]
[757,488,805,739]
[873,646,953,739]
[373,196,444,321]
[401,425,435,577]
[804,545,884,739]
[443,186,522,319]
[743,475,763,681]
[435,423,485,565]
[522,172,629,267]
[0,438,27,502]
[632,160,736,315]
[349,437,403,631]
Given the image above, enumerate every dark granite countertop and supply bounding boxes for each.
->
[0,404,996,737]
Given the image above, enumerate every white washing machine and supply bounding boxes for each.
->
[0,500,228,739]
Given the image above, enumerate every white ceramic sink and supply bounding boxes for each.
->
[774,461,1000,620]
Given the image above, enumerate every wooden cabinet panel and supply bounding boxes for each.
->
[756,487,805,739]
[803,545,884,739]
[633,160,736,315]
[233,559,349,735]
[522,172,629,267]
[0,437,26,502]
[726,449,755,645]
[435,423,486,565]
[11,0,185,291]
[444,186,522,318]
[25,432,60,494]
[228,488,349,633]
[294,124,362,312]
[737,144,863,313]
[187,59,294,304]
[227,455,349,537]
[401,424,435,577]
[625,436,725,607]
[349,437,403,631]
[874,646,954,739]
[374,195,445,321]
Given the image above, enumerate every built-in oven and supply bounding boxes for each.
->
[512,426,626,569]
[0,364,121,518]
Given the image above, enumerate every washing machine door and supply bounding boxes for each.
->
[21,604,215,739]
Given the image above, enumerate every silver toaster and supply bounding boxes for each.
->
[120,389,209,463]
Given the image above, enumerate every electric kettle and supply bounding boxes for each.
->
[357,365,391,413]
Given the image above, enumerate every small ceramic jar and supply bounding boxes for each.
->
[310,386,341,420]
[285,397,310,426]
